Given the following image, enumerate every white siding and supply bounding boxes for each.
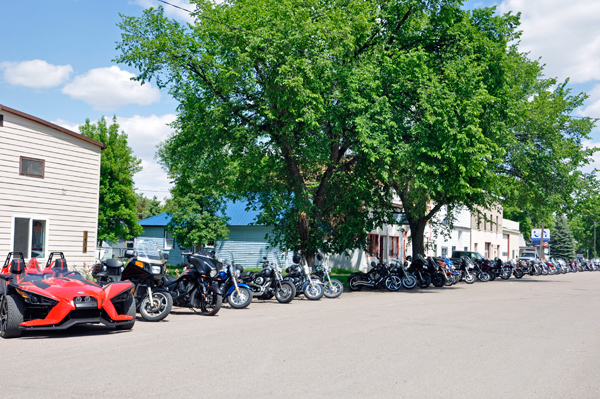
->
[0,111,101,267]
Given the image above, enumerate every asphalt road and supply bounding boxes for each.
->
[3,272,600,399]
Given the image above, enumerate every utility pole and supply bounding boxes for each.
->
[539,220,545,260]
[594,221,597,259]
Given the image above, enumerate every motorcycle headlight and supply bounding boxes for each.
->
[210,269,217,278]
[151,266,162,274]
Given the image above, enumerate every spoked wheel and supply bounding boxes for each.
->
[227,286,253,309]
[432,275,445,287]
[385,275,403,292]
[478,272,490,282]
[501,270,511,280]
[200,289,222,316]
[139,291,173,322]
[463,274,475,284]
[304,283,324,300]
[323,279,344,298]
[0,295,24,339]
[402,275,418,290]
[275,281,296,303]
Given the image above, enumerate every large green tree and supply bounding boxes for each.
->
[80,117,143,244]
[115,0,596,262]
[136,193,165,221]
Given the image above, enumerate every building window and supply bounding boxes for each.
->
[13,217,48,259]
[441,247,448,257]
[464,246,468,251]
[368,234,379,257]
[496,216,499,233]
[165,231,174,250]
[484,214,487,231]
[20,156,45,178]
[474,243,478,252]
[389,236,399,258]
[451,246,456,254]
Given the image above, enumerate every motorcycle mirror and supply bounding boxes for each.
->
[163,253,169,260]
[179,246,186,251]
[316,253,323,261]
[263,256,267,260]
[124,249,135,258]
[370,261,376,268]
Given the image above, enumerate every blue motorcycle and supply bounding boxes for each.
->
[217,254,253,309]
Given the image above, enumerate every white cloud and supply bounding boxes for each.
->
[0,59,72,88]
[134,0,196,23]
[499,0,600,83]
[135,160,172,202]
[52,118,82,133]
[62,66,161,111]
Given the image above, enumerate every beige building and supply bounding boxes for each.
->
[0,104,105,267]
[470,204,504,259]
[502,219,521,261]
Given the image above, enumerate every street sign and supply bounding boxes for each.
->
[577,254,583,260]
[531,228,550,242]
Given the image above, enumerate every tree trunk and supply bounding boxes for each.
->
[298,211,314,267]
[409,219,427,259]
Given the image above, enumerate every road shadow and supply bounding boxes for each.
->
[18,324,133,340]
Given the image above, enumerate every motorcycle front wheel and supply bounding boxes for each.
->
[417,274,431,289]
[304,283,324,300]
[432,275,445,287]
[139,291,172,322]
[463,274,475,284]
[478,272,490,282]
[384,275,402,292]
[323,279,344,298]
[501,270,511,280]
[200,289,222,316]
[402,275,418,290]
[227,286,253,309]
[275,281,296,303]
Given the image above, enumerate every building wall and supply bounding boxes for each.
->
[503,219,521,261]
[215,226,291,269]
[470,204,503,258]
[0,111,101,267]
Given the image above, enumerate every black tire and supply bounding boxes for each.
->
[200,289,222,316]
[348,275,363,291]
[275,281,296,303]
[432,275,445,287]
[304,282,323,300]
[501,270,511,280]
[514,269,524,279]
[402,275,418,290]
[488,271,496,281]
[0,295,24,338]
[463,273,475,284]
[227,286,253,309]
[139,291,172,322]
[323,279,344,298]
[385,275,403,292]
[418,274,431,289]
[116,296,136,330]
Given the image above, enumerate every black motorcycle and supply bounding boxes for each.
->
[240,257,296,303]
[160,248,223,316]
[347,259,391,291]
[406,256,432,288]
[95,240,173,322]
[284,254,324,300]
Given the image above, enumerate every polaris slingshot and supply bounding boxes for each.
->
[0,252,136,338]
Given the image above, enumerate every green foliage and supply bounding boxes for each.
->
[550,215,575,260]
[80,117,143,244]
[115,0,597,261]
[568,173,600,256]
[136,193,165,221]
[165,193,229,249]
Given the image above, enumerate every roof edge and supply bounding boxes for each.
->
[0,104,107,150]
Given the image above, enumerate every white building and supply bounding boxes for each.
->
[0,104,105,267]
[431,206,472,258]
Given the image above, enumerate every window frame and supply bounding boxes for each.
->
[19,156,45,178]
[10,215,50,260]
[367,234,379,257]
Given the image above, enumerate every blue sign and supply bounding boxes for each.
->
[531,228,550,242]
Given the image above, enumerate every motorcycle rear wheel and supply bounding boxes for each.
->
[275,281,296,303]
[323,279,344,298]
[139,291,172,322]
[348,275,363,291]
[227,286,253,309]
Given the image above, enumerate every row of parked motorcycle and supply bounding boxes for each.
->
[346,254,590,292]
[92,240,344,322]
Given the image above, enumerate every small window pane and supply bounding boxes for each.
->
[31,220,46,258]
[165,231,173,250]
[14,218,30,255]
[20,157,44,177]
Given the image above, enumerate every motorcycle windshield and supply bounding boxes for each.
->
[136,240,164,263]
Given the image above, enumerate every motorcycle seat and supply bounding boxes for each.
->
[240,271,256,280]
[163,274,177,284]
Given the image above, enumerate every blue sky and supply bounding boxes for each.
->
[2,0,600,200]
